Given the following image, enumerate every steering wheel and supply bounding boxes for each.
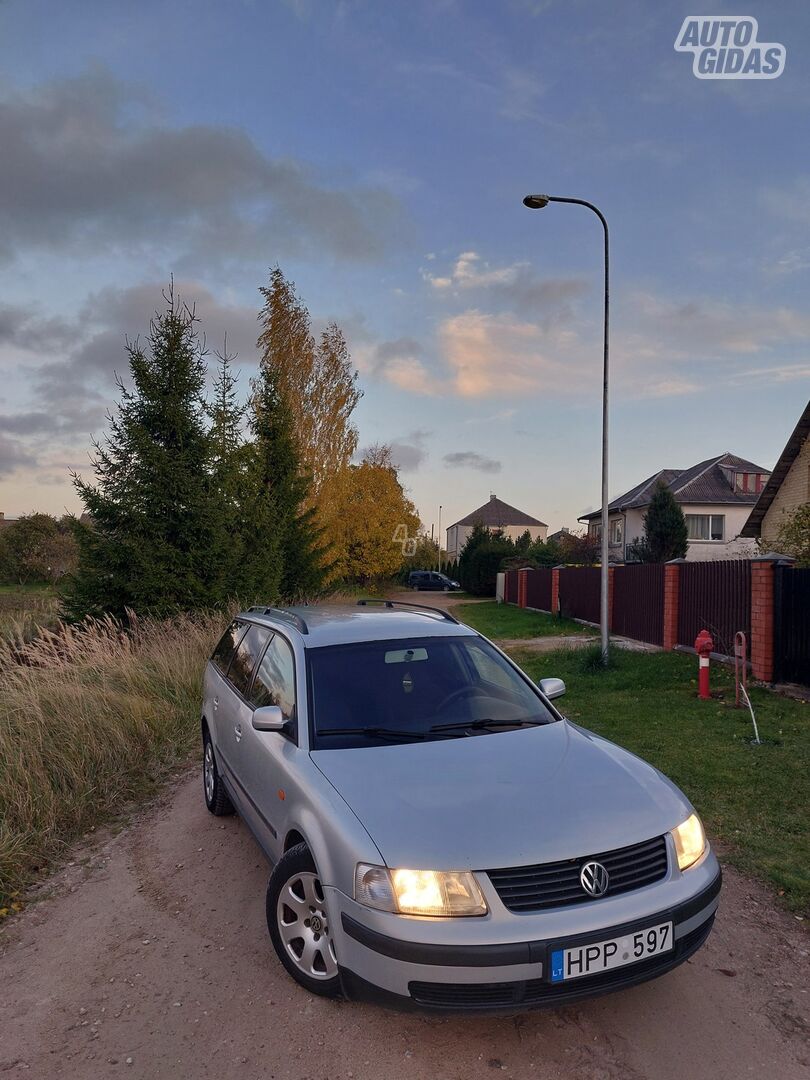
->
[435,684,488,715]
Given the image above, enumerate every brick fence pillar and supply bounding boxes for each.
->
[750,558,778,682]
[663,560,682,651]
[551,566,563,616]
[518,569,528,608]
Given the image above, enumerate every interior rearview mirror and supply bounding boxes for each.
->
[252,705,285,731]
[539,677,566,701]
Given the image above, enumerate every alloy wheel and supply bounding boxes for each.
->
[276,871,338,980]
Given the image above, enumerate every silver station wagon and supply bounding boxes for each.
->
[201,601,721,1012]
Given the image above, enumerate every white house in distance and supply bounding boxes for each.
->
[445,495,548,560]
[578,452,770,562]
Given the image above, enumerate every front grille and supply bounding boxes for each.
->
[486,835,668,912]
[409,917,713,1010]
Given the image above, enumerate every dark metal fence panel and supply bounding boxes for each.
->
[525,568,553,611]
[774,566,810,685]
[503,570,519,604]
[559,567,601,623]
[677,560,751,655]
[612,564,665,645]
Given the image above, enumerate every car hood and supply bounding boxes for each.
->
[310,721,691,870]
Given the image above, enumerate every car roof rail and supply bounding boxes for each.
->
[356,598,459,625]
[247,606,309,635]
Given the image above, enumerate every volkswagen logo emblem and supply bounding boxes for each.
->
[580,861,610,897]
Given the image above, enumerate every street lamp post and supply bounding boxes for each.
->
[438,504,443,573]
[523,193,610,662]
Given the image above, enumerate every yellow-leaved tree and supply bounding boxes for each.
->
[329,445,421,584]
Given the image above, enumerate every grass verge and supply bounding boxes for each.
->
[455,600,592,639]
[511,645,810,914]
[0,611,224,911]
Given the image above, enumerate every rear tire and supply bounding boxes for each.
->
[203,727,234,816]
[266,844,342,997]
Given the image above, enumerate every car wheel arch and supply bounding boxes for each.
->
[283,829,307,854]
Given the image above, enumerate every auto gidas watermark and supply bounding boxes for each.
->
[674,16,786,79]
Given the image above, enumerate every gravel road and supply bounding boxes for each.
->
[1,767,808,1080]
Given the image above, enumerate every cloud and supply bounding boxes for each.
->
[0,303,73,353]
[0,279,263,489]
[0,67,402,267]
[389,429,431,472]
[463,408,517,425]
[766,250,810,276]
[443,451,501,474]
[353,335,440,395]
[363,278,810,402]
[0,433,36,478]
[423,251,587,316]
[620,291,810,359]
[26,280,260,430]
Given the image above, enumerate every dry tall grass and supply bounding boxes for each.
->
[0,610,225,907]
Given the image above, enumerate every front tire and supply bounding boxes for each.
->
[266,844,341,997]
[203,728,234,816]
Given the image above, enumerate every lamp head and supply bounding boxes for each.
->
[523,194,550,209]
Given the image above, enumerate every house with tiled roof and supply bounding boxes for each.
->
[579,453,771,561]
[445,495,547,560]
[741,400,810,547]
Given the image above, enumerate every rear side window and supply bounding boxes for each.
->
[211,620,247,674]
[250,635,296,719]
[228,624,272,698]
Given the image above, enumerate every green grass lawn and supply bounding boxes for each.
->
[509,645,810,914]
[455,600,592,639]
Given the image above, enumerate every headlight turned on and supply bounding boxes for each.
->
[355,864,488,916]
[671,813,706,871]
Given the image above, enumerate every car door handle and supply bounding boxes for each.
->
[234,723,242,742]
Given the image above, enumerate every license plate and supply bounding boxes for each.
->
[549,921,673,983]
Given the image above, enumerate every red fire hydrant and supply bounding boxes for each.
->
[695,630,714,700]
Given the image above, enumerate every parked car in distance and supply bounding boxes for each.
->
[201,601,720,1013]
[408,570,461,591]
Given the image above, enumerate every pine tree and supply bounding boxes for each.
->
[643,482,689,562]
[246,365,327,602]
[207,340,248,601]
[63,285,219,619]
[458,522,490,590]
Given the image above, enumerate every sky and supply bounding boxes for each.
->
[1,0,809,540]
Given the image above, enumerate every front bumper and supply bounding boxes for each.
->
[329,852,721,1013]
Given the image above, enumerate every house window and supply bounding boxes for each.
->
[609,518,623,545]
[686,514,725,541]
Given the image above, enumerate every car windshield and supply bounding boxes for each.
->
[307,635,557,748]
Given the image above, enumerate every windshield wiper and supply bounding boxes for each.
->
[429,717,546,733]
[317,726,429,742]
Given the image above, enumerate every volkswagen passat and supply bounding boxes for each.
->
[201,601,720,1012]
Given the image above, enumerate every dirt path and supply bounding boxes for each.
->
[1,768,808,1080]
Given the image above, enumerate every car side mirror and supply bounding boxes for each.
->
[539,677,566,701]
[252,705,285,731]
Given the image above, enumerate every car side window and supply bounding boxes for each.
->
[250,634,296,719]
[227,624,272,698]
[211,620,247,674]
